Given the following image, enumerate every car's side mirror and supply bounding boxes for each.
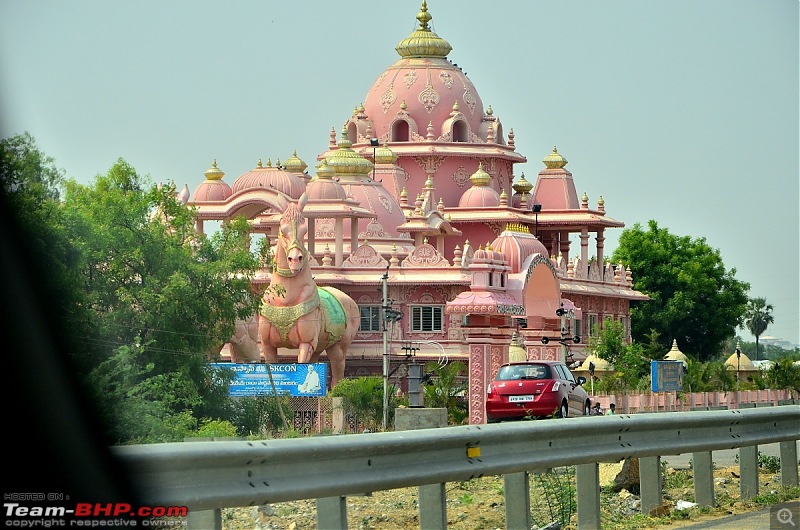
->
[577,376,587,385]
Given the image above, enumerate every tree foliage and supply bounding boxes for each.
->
[423,361,468,424]
[587,317,649,391]
[612,220,749,361]
[3,132,270,444]
[58,160,267,442]
[330,376,397,432]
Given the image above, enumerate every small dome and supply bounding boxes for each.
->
[374,143,397,164]
[193,160,232,202]
[458,163,500,207]
[283,150,308,174]
[306,160,347,201]
[512,173,533,194]
[580,354,613,372]
[491,226,549,273]
[543,146,568,169]
[724,345,756,372]
[204,159,225,181]
[664,339,689,367]
[232,159,306,199]
[327,127,374,176]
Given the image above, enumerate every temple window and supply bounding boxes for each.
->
[588,314,599,337]
[392,120,410,142]
[410,305,444,332]
[452,120,467,142]
[359,305,382,332]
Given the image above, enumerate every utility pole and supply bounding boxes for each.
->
[381,269,389,431]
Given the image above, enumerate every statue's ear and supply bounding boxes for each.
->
[298,192,308,212]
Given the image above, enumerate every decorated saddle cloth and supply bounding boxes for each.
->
[317,286,346,351]
[259,287,346,348]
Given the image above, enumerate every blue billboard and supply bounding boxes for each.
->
[211,362,327,397]
[651,360,684,392]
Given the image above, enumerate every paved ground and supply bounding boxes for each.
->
[677,501,799,529]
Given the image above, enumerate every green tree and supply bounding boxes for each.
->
[423,361,468,424]
[612,220,750,361]
[743,297,774,361]
[765,359,800,398]
[587,318,649,391]
[330,376,396,431]
[61,159,266,443]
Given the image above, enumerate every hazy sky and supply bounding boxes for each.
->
[1,1,798,347]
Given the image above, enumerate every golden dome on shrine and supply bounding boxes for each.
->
[327,126,375,176]
[543,146,568,169]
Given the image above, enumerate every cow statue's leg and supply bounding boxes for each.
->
[257,315,279,363]
[326,344,346,387]
[297,342,314,364]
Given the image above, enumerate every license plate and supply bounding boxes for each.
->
[508,395,534,403]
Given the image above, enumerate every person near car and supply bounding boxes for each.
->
[605,403,616,415]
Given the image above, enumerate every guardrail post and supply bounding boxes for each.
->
[187,509,221,530]
[504,471,531,530]
[419,483,447,529]
[692,451,715,507]
[739,445,759,499]
[576,463,601,529]
[317,496,347,529]
[639,456,662,514]
[780,440,799,487]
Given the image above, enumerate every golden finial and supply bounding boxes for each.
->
[395,0,452,58]
[543,146,568,169]
[204,159,224,181]
[257,158,263,168]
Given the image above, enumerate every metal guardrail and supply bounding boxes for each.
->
[114,406,800,529]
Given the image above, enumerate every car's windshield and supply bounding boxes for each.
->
[497,364,551,381]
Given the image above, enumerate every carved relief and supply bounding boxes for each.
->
[378,193,392,212]
[486,222,504,235]
[315,218,335,238]
[403,70,418,88]
[359,219,391,239]
[452,166,470,188]
[469,345,487,425]
[419,83,440,113]
[463,89,477,114]
[402,243,451,267]
[413,155,447,173]
[342,244,388,268]
[380,84,397,114]
[439,71,453,89]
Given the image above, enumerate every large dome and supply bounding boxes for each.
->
[232,159,306,199]
[362,1,484,141]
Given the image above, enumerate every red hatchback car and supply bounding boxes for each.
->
[486,361,592,422]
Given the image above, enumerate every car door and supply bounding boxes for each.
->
[555,364,583,416]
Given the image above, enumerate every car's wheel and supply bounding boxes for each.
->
[556,400,568,418]
[583,401,591,416]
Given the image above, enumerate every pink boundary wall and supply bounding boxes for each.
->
[586,389,796,415]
